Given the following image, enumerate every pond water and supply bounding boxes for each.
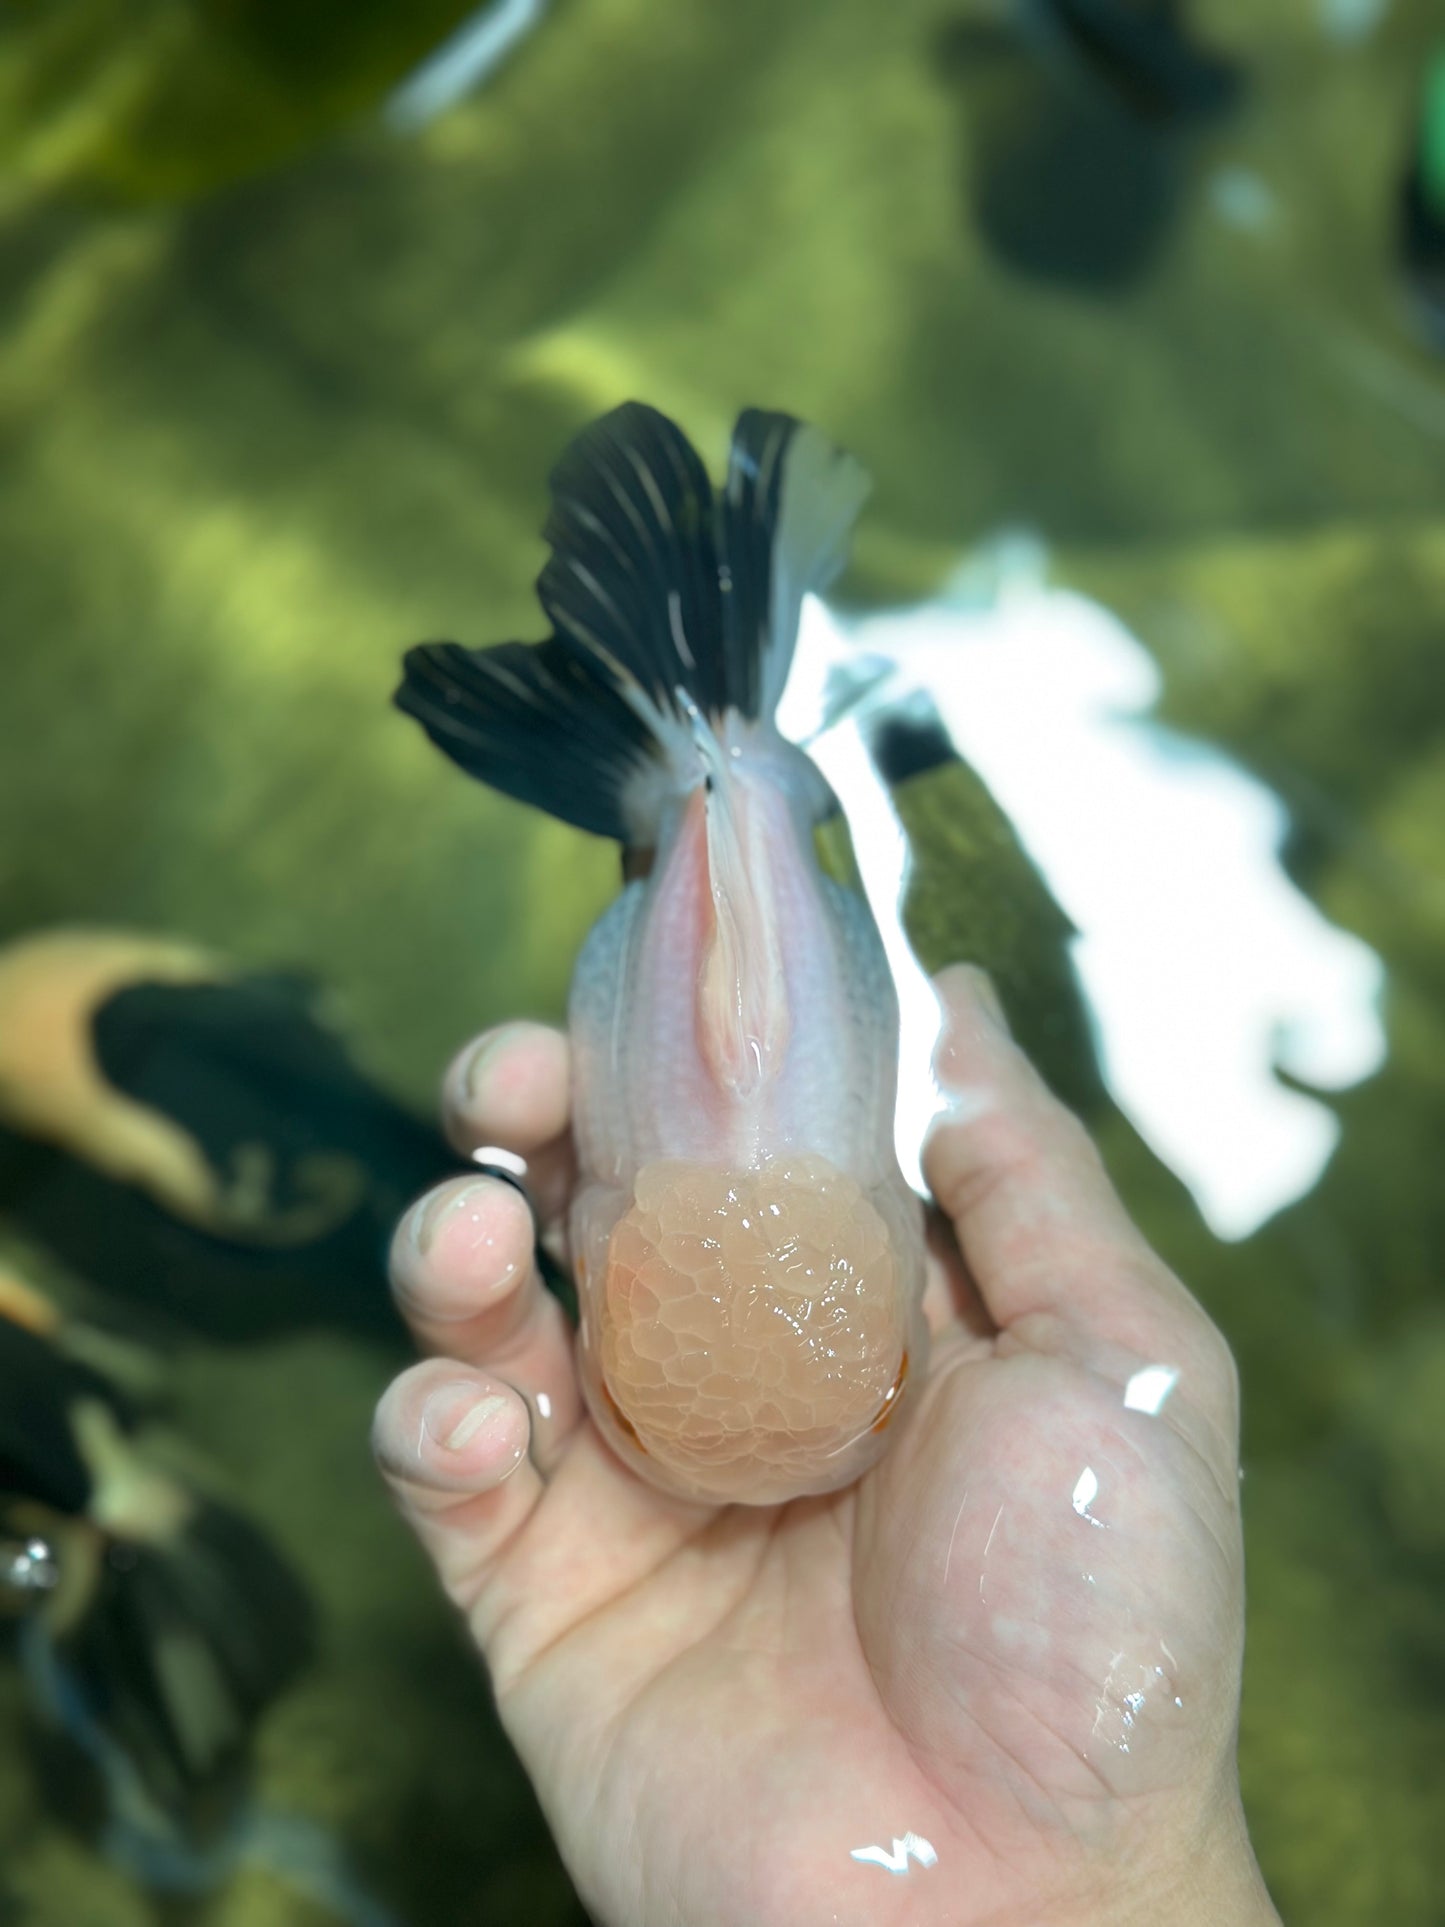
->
[1,2,1443,1921]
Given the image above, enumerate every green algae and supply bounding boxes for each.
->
[0,0,480,201]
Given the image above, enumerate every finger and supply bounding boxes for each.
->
[373,1361,543,1613]
[922,967,1237,1417]
[391,1175,582,1471]
[441,1023,576,1228]
[920,1208,997,1344]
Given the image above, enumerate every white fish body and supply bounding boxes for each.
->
[399,405,927,1503]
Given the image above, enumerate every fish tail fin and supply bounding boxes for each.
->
[395,402,871,845]
[49,1490,315,1824]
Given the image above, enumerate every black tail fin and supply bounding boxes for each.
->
[395,402,870,843]
[53,1495,315,1822]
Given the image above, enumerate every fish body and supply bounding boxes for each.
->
[0,928,459,1341]
[398,405,927,1504]
[0,1272,314,1825]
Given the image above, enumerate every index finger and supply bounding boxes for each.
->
[922,967,1239,1422]
[441,1022,575,1227]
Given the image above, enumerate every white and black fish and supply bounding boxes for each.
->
[397,404,929,1505]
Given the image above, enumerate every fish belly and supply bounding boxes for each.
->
[568,779,927,1505]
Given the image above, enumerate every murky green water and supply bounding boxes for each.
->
[1,3,1443,1921]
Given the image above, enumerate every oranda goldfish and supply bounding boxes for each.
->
[397,404,928,1504]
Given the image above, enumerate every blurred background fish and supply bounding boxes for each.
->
[1400,44,1445,350]
[936,0,1243,290]
[0,930,463,1341]
[0,1258,313,1863]
[0,923,563,1920]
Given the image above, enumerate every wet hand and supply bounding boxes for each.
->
[372,968,1280,1927]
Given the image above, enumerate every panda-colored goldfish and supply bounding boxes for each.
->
[397,404,927,1504]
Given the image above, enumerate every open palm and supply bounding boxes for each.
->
[374,968,1276,1927]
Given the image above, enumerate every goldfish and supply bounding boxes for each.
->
[0,1263,314,1844]
[397,404,928,1504]
[0,927,461,1341]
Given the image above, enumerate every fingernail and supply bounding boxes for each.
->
[411,1179,489,1257]
[422,1381,511,1452]
[445,1394,511,1450]
[463,1027,518,1102]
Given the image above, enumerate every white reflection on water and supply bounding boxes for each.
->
[385,0,548,132]
[1123,1365,1180,1416]
[1071,1465,1107,1528]
[1317,0,1389,44]
[850,1831,938,1874]
[778,551,1387,1241]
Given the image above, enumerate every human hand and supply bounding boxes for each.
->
[373,967,1280,1927]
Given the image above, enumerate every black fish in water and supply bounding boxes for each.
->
[1400,50,1445,352]
[941,0,1241,121]
[0,930,464,1341]
[0,1273,401,1922]
[864,694,961,790]
[0,1268,315,1839]
[937,0,1243,290]
[1024,0,1240,123]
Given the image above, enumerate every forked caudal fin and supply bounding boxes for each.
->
[395,403,871,844]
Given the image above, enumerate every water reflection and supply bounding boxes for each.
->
[782,554,1386,1238]
[385,0,550,133]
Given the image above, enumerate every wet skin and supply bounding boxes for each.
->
[373,967,1281,1927]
